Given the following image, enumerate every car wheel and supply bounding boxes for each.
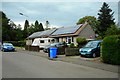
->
[81,55,84,57]
[3,49,5,52]
[92,53,96,58]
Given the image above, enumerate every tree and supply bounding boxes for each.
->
[24,20,29,30]
[27,23,35,35]
[1,11,11,41]
[34,20,39,32]
[39,23,44,31]
[97,2,115,38]
[1,11,23,41]
[11,26,22,41]
[105,25,120,36]
[0,12,1,41]
[9,20,17,41]
[23,20,29,39]
[76,16,99,33]
[27,21,44,36]
[12,24,23,41]
[34,20,44,32]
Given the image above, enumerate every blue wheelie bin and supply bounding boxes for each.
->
[49,47,57,59]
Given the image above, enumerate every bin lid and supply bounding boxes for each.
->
[50,47,57,49]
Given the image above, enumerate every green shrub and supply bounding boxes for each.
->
[69,43,75,48]
[76,37,87,47]
[96,36,103,40]
[65,48,80,56]
[101,35,120,65]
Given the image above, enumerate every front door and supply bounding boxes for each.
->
[67,37,72,44]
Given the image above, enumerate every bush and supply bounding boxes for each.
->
[3,41,26,47]
[65,48,80,56]
[101,35,120,65]
[76,37,87,47]
[69,43,75,48]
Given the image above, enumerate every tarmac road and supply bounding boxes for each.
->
[2,51,118,78]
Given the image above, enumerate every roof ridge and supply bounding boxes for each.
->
[58,24,82,29]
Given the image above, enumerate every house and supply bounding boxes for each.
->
[26,21,95,48]
[50,22,95,45]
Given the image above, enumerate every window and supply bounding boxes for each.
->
[48,39,50,42]
[40,40,44,43]
[51,39,55,42]
[68,38,71,44]
[67,37,74,43]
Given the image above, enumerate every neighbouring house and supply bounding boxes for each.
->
[50,22,96,45]
[26,29,57,48]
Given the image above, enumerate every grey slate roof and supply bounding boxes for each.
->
[51,24,83,36]
[27,31,42,39]
[27,29,57,39]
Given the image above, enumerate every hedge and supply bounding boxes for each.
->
[3,41,26,47]
[65,48,80,56]
[25,45,39,52]
[101,35,120,65]
[57,47,65,55]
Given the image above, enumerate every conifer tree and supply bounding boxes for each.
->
[97,2,115,38]
[23,20,29,38]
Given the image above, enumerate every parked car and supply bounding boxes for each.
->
[43,42,67,53]
[1,43,15,52]
[79,40,102,58]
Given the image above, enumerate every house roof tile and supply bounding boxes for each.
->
[27,29,56,39]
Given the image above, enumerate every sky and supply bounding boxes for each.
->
[1,0,119,29]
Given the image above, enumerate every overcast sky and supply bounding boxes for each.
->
[1,0,119,29]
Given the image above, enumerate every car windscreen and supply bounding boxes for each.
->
[50,43,59,46]
[85,41,98,48]
[3,43,13,46]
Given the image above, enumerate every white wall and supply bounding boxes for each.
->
[26,39,32,45]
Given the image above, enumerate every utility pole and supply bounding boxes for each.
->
[19,12,30,50]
